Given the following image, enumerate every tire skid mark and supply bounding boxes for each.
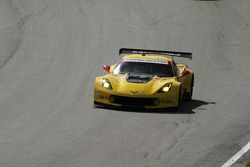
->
[0,0,23,70]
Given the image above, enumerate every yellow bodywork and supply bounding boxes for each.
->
[94,54,193,109]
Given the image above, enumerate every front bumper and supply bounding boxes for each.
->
[94,89,179,109]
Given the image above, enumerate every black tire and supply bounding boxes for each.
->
[185,74,194,101]
[172,86,182,112]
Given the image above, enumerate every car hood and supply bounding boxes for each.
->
[104,74,175,96]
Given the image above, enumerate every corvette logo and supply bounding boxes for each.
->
[130,91,138,94]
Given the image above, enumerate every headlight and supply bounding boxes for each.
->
[158,83,172,93]
[101,79,113,90]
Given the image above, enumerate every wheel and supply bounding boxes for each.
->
[185,74,194,101]
[172,86,182,112]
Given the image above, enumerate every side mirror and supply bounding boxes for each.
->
[181,70,190,77]
[103,65,110,73]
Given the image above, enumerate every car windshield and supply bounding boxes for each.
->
[113,61,173,77]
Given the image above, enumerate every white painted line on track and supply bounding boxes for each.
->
[221,141,250,167]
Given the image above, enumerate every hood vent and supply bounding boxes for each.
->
[126,74,153,83]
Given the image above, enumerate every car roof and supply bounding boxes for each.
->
[122,54,173,62]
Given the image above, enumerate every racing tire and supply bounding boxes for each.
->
[185,74,194,101]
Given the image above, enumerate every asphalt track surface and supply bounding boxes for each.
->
[0,0,250,167]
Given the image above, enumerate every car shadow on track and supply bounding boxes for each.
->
[94,99,215,114]
[179,99,216,114]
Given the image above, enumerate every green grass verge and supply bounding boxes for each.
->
[247,161,250,167]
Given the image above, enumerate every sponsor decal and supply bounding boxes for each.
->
[124,58,168,65]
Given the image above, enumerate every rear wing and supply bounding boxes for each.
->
[119,48,192,60]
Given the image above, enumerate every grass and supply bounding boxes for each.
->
[247,161,250,167]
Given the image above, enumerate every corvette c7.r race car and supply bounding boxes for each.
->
[94,48,194,109]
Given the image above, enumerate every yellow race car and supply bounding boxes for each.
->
[94,48,194,109]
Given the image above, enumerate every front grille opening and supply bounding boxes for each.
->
[109,95,159,106]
